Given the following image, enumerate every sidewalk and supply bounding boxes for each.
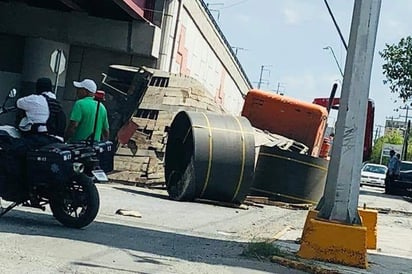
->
[272,187,412,273]
[103,183,411,273]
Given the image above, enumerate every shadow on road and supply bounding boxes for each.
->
[360,187,406,201]
[2,209,412,273]
[0,210,284,273]
[112,186,170,200]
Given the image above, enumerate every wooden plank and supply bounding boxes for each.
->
[245,196,313,210]
[265,226,292,243]
[116,147,156,157]
[194,198,249,210]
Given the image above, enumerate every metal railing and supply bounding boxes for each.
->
[199,0,253,90]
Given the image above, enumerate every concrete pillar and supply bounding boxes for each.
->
[318,0,381,224]
[21,37,70,100]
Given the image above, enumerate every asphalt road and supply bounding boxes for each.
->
[0,184,411,274]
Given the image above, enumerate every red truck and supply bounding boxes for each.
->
[312,97,375,162]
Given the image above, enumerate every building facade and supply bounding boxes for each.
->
[0,0,251,120]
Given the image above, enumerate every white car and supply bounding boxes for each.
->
[361,163,388,188]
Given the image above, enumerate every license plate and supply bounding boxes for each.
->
[91,170,108,182]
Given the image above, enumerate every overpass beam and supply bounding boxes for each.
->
[58,0,84,11]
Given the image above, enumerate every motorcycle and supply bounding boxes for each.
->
[0,89,113,228]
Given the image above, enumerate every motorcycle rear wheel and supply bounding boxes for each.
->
[50,174,99,228]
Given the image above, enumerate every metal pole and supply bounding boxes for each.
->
[402,106,409,160]
[317,0,381,224]
[323,46,344,77]
[54,49,62,95]
[326,82,338,113]
[258,65,264,89]
[405,120,411,160]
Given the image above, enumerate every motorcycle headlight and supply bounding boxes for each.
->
[73,162,85,174]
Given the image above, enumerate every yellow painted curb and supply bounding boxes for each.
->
[298,218,368,268]
[358,208,378,250]
[301,209,378,251]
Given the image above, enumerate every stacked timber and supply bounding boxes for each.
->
[108,69,225,185]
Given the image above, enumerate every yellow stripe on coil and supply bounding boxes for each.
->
[192,124,254,135]
[232,115,246,202]
[259,152,328,171]
[199,113,213,197]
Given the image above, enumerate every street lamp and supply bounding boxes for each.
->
[323,46,344,77]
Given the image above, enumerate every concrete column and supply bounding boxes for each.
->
[155,0,181,72]
[21,37,70,99]
[318,0,381,224]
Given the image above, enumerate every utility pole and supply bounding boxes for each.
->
[299,0,381,267]
[206,3,224,20]
[257,65,271,89]
[399,104,412,160]
[275,82,285,94]
[374,125,384,142]
[231,46,248,56]
[404,120,411,160]
[317,0,381,224]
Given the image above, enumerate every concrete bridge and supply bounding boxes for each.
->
[0,0,251,117]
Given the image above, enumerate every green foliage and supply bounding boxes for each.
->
[242,241,285,260]
[406,142,412,161]
[379,36,412,102]
[370,131,403,164]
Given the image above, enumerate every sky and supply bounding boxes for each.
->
[205,0,412,138]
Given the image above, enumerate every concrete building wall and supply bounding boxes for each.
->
[20,37,70,97]
[0,1,161,57]
[0,33,24,74]
[0,72,21,125]
[0,1,158,119]
[0,33,24,124]
[166,0,251,115]
[60,46,155,116]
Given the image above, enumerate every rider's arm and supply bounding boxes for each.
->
[102,128,109,141]
[16,95,37,111]
[65,101,82,141]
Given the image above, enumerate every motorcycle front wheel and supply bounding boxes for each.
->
[50,174,100,228]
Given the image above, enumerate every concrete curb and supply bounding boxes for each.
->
[270,255,341,274]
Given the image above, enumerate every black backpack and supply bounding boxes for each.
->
[42,94,66,138]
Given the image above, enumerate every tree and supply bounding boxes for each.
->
[379,36,412,102]
[370,130,403,164]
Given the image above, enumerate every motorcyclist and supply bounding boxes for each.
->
[5,78,65,191]
[16,77,64,147]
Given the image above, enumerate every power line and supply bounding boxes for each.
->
[231,46,248,56]
[323,0,348,51]
[221,0,251,9]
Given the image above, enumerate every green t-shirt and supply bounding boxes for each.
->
[69,97,109,141]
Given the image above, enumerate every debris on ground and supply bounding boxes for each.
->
[115,209,142,218]
[194,198,249,210]
[245,196,313,210]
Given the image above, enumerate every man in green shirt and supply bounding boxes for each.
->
[65,79,109,142]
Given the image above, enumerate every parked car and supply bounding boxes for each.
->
[385,161,412,195]
[361,163,387,188]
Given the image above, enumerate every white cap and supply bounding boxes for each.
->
[73,79,97,93]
